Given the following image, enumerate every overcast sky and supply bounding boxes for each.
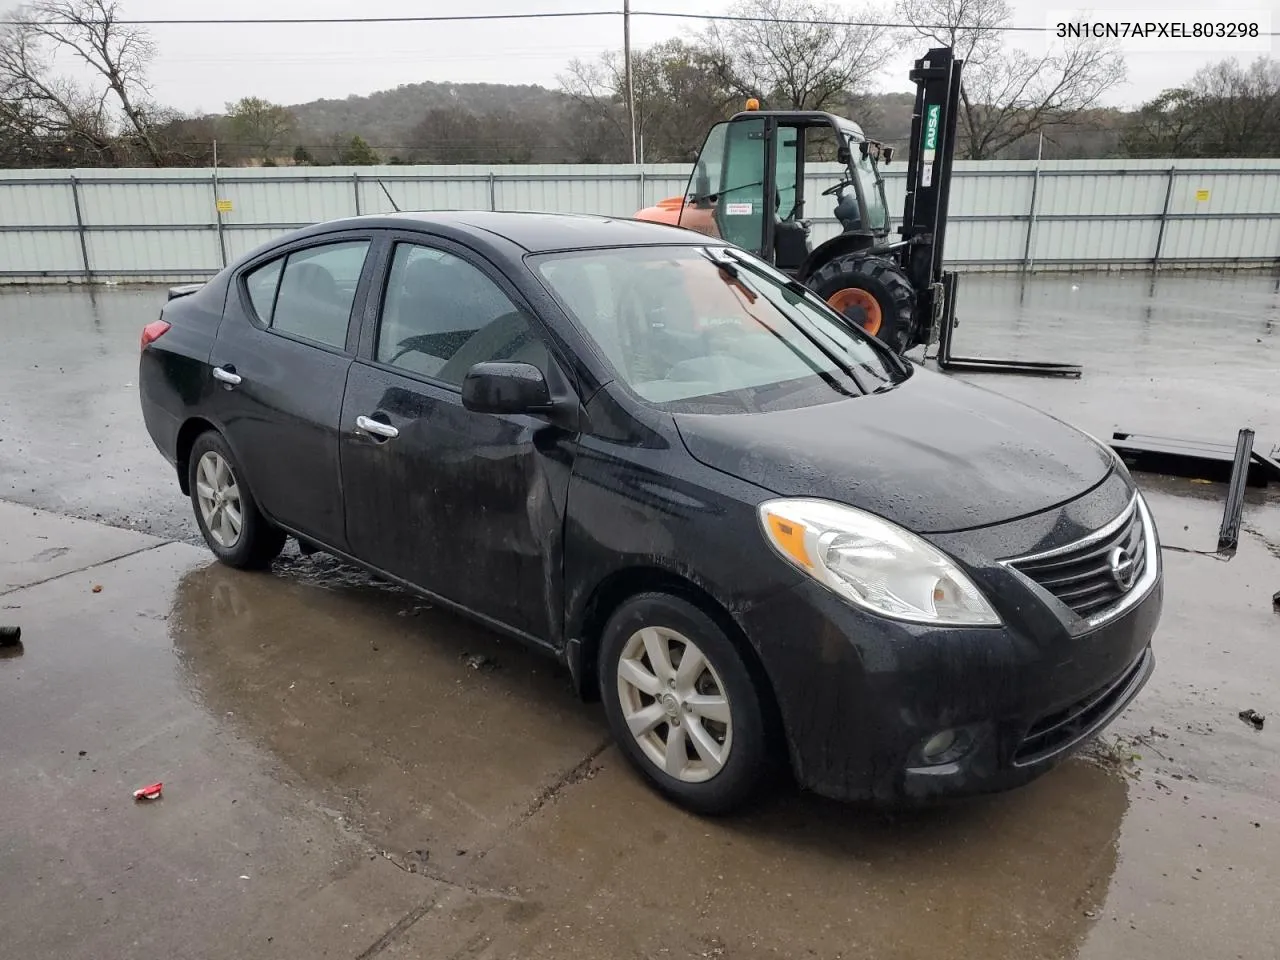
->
[38,0,1280,115]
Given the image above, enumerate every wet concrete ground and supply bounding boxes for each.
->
[1,273,1279,959]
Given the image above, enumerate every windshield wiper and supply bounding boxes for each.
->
[702,249,875,395]
[688,179,764,205]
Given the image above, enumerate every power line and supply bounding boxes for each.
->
[0,9,1099,33]
[0,11,619,26]
[5,9,1276,36]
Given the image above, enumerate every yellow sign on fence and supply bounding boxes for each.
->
[215,199,233,213]
[1194,189,1210,202]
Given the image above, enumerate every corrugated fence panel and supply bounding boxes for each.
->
[0,180,76,226]
[0,231,82,274]
[1161,217,1280,262]
[220,177,354,226]
[1035,217,1160,264]
[2,159,1278,282]
[86,228,221,273]
[78,179,213,226]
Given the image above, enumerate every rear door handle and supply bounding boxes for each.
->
[356,415,399,440]
[212,366,242,386]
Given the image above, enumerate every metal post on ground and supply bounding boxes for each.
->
[488,171,497,211]
[69,175,91,282]
[212,140,228,267]
[352,172,362,215]
[637,168,645,211]
[1153,166,1176,268]
[623,0,637,164]
[1022,131,1043,271]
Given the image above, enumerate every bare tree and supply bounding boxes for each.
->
[702,0,894,111]
[0,0,169,165]
[896,0,1126,159]
[226,96,296,162]
[561,39,733,162]
[1123,56,1280,158]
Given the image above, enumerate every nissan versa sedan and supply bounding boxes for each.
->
[139,212,1161,814]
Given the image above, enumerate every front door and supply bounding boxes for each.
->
[339,237,574,644]
[208,235,375,549]
[679,116,769,253]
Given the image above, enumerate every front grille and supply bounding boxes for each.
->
[1013,650,1150,765]
[1008,497,1146,619]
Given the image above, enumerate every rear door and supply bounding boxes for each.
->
[208,233,378,549]
[339,235,574,644]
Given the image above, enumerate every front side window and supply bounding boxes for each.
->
[375,242,544,386]
[535,245,906,412]
[247,240,370,349]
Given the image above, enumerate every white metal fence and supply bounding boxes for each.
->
[1,159,1277,283]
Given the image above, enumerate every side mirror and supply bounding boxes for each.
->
[882,146,894,165]
[859,140,869,160]
[461,361,552,415]
[836,145,851,165]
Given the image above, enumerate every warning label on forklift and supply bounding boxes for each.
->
[921,104,940,188]
[725,202,754,215]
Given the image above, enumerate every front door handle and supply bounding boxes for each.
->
[356,415,399,440]
[212,365,242,386]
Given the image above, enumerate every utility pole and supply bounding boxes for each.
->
[623,0,637,164]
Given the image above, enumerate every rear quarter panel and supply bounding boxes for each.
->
[138,276,228,465]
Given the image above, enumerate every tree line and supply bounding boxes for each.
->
[2,0,1277,169]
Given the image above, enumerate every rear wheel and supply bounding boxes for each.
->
[188,431,286,570]
[599,593,774,814]
[808,254,916,353]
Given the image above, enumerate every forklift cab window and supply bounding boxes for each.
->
[850,143,888,232]
[679,117,767,254]
[775,129,799,220]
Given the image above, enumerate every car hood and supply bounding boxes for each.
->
[673,372,1113,534]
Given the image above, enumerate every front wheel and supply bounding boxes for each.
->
[599,593,774,814]
[808,254,916,353]
[188,431,286,569]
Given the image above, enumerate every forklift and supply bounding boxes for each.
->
[635,47,1080,376]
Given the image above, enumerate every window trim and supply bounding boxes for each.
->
[359,232,552,394]
[234,232,379,356]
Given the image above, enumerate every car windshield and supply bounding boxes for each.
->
[533,245,908,412]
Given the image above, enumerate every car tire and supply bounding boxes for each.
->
[187,430,286,570]
[599,592,774,815]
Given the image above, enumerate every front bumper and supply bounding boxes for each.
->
[740,553,1163,804]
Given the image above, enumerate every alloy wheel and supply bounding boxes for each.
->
[194,450,243,548]
[615,626,733,783]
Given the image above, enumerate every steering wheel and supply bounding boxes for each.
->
[821,178,857,197]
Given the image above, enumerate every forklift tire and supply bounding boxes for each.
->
[808,255,916,354]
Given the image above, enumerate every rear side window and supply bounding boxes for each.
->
[243,240,370,350]
[245,258,282,322]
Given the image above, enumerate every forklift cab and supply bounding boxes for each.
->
[676,109,893,272]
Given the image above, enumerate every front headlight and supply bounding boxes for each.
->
[758,499,1001,626]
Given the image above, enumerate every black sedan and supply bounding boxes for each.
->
[139,212,1161,813]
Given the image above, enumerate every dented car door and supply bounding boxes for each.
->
[338,234,573,645]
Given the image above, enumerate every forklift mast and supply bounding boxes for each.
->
[900,47,963,344]
[900,48,1082,377]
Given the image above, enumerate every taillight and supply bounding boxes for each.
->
[141,319,171,350]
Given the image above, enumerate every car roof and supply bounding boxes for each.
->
[316,211,710,254]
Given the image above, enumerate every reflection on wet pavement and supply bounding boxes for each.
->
[169,556,1132,960]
